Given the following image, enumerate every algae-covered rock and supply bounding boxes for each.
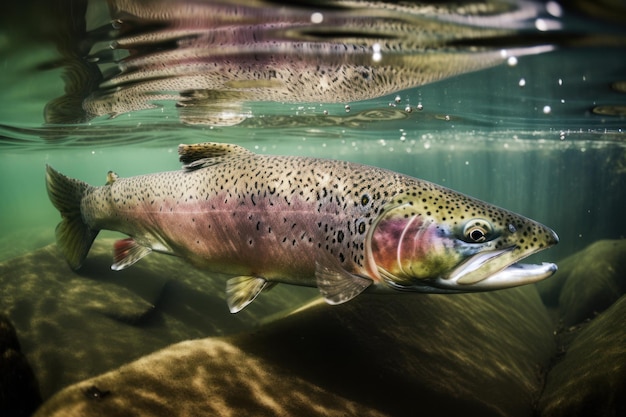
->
[0,313,42,417]
[0,239,316,398]
[538,295,626,417]
[35,287,555,417]
[537,240,626,326]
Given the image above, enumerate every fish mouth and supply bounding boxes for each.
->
[462,261,558,290]
[442,246,558,290]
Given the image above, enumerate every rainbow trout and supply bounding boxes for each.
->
[46,142,558,313]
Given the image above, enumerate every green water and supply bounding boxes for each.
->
[1,0,625,415]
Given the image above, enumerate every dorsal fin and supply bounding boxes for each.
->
[178,142,253,171]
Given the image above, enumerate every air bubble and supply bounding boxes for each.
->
[416,103,423,111]
[507,56,518,66]
[546,1,563,17]
[535,19,549,31]
[310,12,323,24]
[372,43,382,62]
[394,95,402,103]
[518,78,526,87]
[542,105,552,114]
[344,104,351,113]
[404,106,412,113]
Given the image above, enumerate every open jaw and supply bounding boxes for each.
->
[442,246,558,291]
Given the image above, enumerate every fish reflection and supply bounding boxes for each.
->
[46,0,556,126]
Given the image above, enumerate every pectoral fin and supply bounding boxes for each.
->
[226,275,272,313]
[111,238,152,271]
[315,262,373,305]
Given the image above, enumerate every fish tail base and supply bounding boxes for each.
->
[46,165,98,269]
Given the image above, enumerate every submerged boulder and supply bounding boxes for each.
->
[34,287,555,417]
[0,313,42,417]
[538,295,626,417]
[537,239,626,326]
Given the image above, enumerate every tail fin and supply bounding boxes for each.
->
[45,165,99,270]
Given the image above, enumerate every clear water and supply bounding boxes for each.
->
[1,0,625,412]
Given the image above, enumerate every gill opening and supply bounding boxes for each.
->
[397,214,422,278]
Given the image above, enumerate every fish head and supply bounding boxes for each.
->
[368,189,559,293]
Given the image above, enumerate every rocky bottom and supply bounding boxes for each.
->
[1,238,625,417]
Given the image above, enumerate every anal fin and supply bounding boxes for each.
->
[112,238,152,271]
[226,276,271,313]
[315,262,372,305]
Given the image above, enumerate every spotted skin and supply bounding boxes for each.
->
[82,145,410,284]
[46,142,558,311]
[58,1,552,125]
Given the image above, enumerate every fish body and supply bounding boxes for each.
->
[46,0,554,125]
[46,142,558,312]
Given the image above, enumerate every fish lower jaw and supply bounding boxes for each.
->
[376,261,557,294]
[441,262,558,291]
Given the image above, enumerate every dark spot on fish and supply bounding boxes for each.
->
[358,222,366,234]
[337,230,344,243]
[361,194,370,206]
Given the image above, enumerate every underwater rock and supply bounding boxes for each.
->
[537,240,626,326]
[35,286,555,417]
[538,295,626,417]
[0,313,42,417]
[0,239,316,399]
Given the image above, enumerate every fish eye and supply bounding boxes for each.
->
[462,219,493,243]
